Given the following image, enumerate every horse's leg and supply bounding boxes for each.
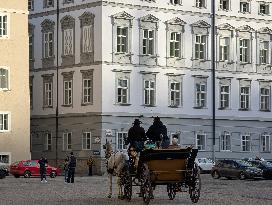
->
[117,176,123,199]
[108,173,112,198]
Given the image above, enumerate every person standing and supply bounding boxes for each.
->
[87,155,94,176]
[63,156,69,183]
[38,155,48,183]
[67,152,76,183]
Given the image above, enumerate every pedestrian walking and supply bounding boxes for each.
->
[87,155,94,176]
[38,155,48,183]
[63,156,69,183]
[67,152,76,183]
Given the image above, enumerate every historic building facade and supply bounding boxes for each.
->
[0,0,30,165]
[29,0,272,174]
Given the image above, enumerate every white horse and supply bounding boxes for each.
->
[103,140,129,199]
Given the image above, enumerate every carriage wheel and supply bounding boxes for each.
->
[189,170,201,203]
[167,184,176,200]
[124,173,132,201]
[140,164,152,205]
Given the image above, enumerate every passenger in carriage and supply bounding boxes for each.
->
[126,119,146,152]
[168,134,181,149]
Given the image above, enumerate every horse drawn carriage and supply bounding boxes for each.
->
[121,147,201,204]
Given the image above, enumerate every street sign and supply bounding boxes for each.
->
[93,150,100,156]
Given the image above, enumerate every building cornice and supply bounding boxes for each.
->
[0,8,28,15]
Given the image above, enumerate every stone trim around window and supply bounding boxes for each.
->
[80,69,94,105]
[114,70,131,105]
[61,71,74,107]
[79,12,95,64]
[42,73,54,108]
[43,0,54,8]
[60,15,75,66]
[111,11,134,64]
[29,23,35,69]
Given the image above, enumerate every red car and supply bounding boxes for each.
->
[10,160,61,178]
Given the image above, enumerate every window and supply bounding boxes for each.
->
[240,86,250,110]
[0,113,9,132]
[29,34,34,61]
[63,29,73,56]
[82,132,91,150]
[83,79,92,104]
[143,29,154,55]
[30,77,33,109]
[82,25,92,53]
[221,132,231,151]
[259,4,269,15]
[240,2,250,13]
[220,85,230,109]
[239,39,250,63]
[0,153,10,164]
[259,41,269,64]
[117,132,128,150]
[44,82,53,107]
[0,14,8,38]
[64,80,72,105]
[219,37,229,61]
[196,82,206,107]
[117,79,129,104]
[260,135,270,152]
[196,0,205,8]
[144,80,155,106]
[63,132,72,150]
[43,32,53,58]
[196,134,206,150]
[260,87,270,111]
[28,0,34,10]
[170,0,181,5]
[169,81,181,107]
[241,135,250,151]
[45,0,54,7]
[219,0,230,10]
[45,133,52,151]
[195,35,206,60]
[0,67,9,90]
[170,32,181,58]
[117,27,128,53]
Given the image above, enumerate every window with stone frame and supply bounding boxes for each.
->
[62,71,74,106]
[195,35,206,60]
[259,3,270,15]
[111,11,134,64]
[194,77,207,108]
[219,78,231,109]
[63,132,72,151]
[0,153,10,164]
[41,19,55,68]
[29,24,35,63]
[259,41,269,64]
[239,80,251,110]
[117,132,128,150]
[142,73,156,106]
[240,1,250,13]
[259,81,271,111]
[60,16,75,66]
[0,13,8,39]
[195,0,205,8]
[219,0,230,11]
[220,132,231,151]
[42,74,53,108]
[81,69,93,105]
[28,0,34,10]
[239,39,250,63]
[257,28,272,68]
[44,0,54,8]
[139,14,159,66]
[0,113,9,132]
[79,12,95,64]
[82,132,91,150]
[170,0,182,5]
[168,75,183,107]
[114,71,131,105]
[44,133,52,151]
[241,134,251,151]
[196,133,206,151]
[219,37,230,61]
[0,67,9,91]
[260,134,270,152]
[30,76,33,109]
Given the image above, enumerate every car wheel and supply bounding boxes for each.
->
[24,171,31,178]
[14,174,20,178]
[239,172,246,180]
[50,171,56,178]
[212,170,220,179]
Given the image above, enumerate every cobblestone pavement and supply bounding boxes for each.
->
[0,174,272,205]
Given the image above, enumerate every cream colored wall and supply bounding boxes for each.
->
[0,1,30,163]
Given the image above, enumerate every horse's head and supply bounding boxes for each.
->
[103,140,113,159]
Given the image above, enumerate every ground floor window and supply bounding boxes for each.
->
[117,132,128,150]
[196,134,206,151]
[82,132,91,150]
[0,153,10,164]
[241,135,251,152]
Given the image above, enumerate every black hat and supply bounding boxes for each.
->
[70,152,74,155]
[154,116,160,122]
[133,119,142,125]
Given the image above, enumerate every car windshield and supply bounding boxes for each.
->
[198,158,213,163]
[236,160,251,167]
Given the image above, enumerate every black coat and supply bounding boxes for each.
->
[127,125,146,144]
[38,158,48,172]
[68,155,76,169]
[146,121,168,142]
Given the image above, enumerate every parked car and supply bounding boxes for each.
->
[247,160,272,179]
[0,162,9,179]
[211,159,263,180]
[10,160,61,178]
[195,158,214,173]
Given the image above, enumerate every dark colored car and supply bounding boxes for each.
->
[211,159,263,180]
[0,162,9,179]
[247,160,272,179]
[10,160,61,178]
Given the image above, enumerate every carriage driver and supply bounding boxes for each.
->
[126,119,146,152]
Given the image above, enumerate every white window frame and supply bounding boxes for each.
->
[117,27,128,53]
[219,37,230,61]
[240,1,250,13]
[0,66,10,91]
[195,35,206,60]
[219,0,230,11]
[0,152,11,165]
[170,32,181,58]
[239,39,250,63]
[82,132,91,150]
[195,82,206,107]
[259,41,269,65]
[143,29,154,55]
[0,112,10,132]
[196,134,206,151]
[169,81,181,107]
[241,135,251,152]
[240,86,250,110]
[28,0,34,10]
[44,82,53,107]
[82,25,93,53]
[45,133,52,151]
[259,3,269,15]
[170,0,182,5]
[117,78,129,104]
[219,84,230,109]
[220,132,231,151]
[260,87,270,111]
[43,32,53,58]
[82,78,92,104]
[64,80,72,105]
[63,28,73,56]
[260,135,270,152]
[144,80,156,106]
[0,13,9,39]
[63,132,72,151]
[116,132,128,151]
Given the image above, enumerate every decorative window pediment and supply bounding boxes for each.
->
[60,15,75,30]
[217,23,235,31]
[41,19,55,32]
[236,25,254,33]
[191,20,210,29]
[258,27,272,34]
[111,11,134,20]
[79,12,95,27]
[165,17,186,26]
[139,14,159,23]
